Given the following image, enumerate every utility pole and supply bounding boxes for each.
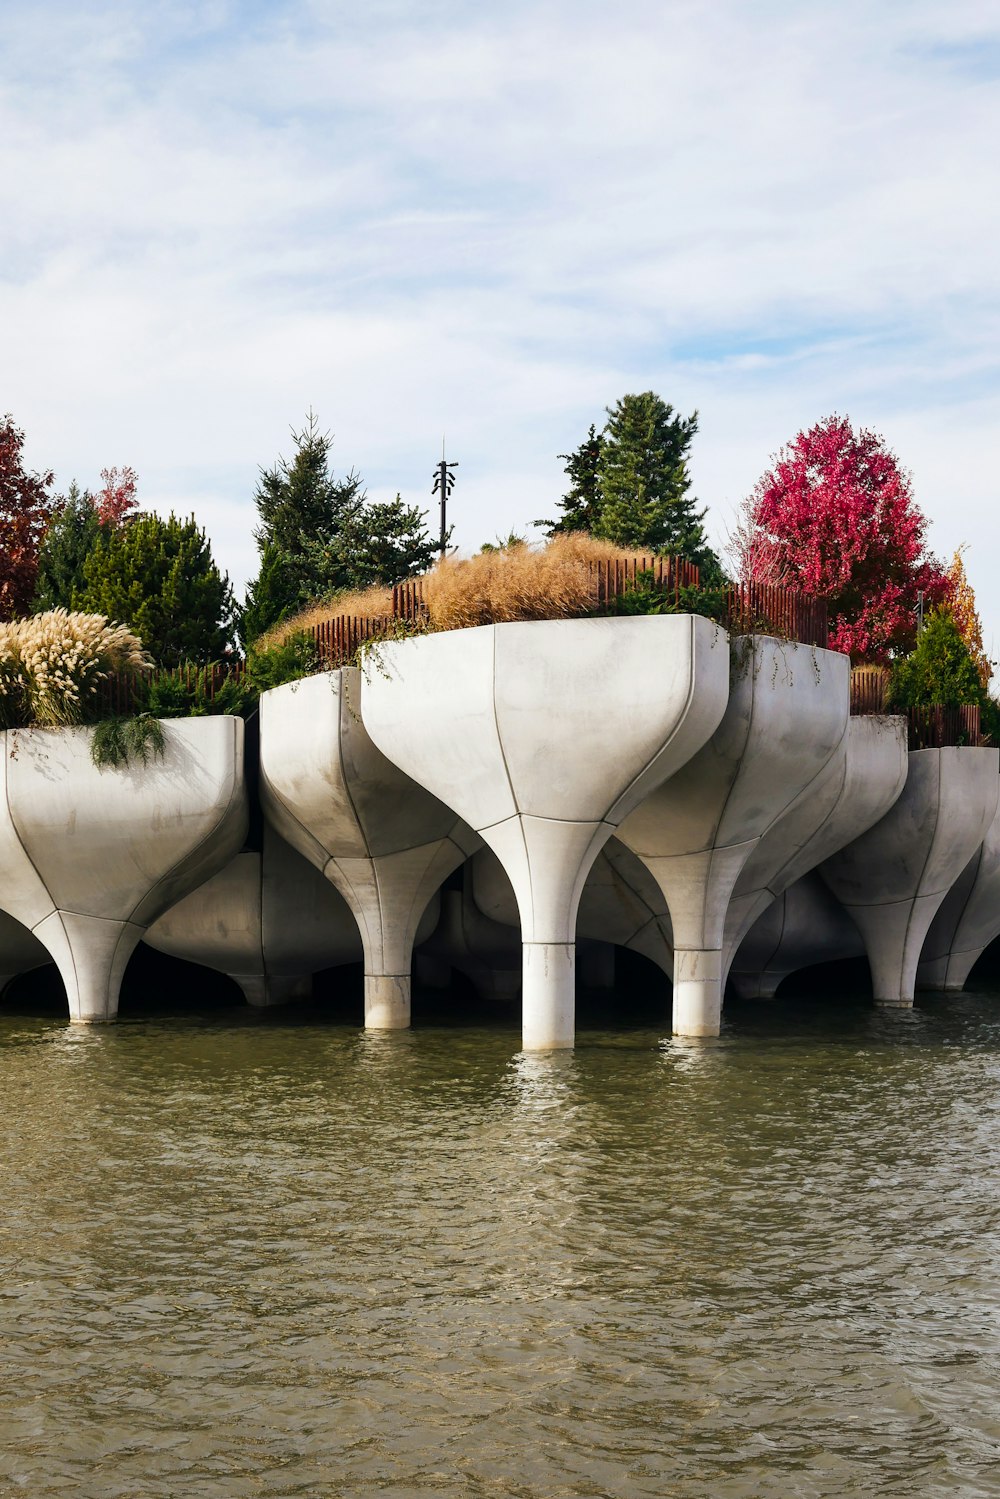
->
[917,589,925,634]
[431,439,458,559]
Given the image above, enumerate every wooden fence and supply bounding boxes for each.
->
[850,668,983,748]
[721,582,829,649]
[305,559,831,666]
[97,661,248,716]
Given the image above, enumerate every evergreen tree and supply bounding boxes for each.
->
[245,413,438,639]
[539,425,604,535]
[79,513,234,665]
[595,393,720,577]
[890,609,986,709]
[541,395,722,579]
[33,482,103,612]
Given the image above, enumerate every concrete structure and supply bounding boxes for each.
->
[724,714,909,992]
[360,616,729,1049]
[146,825,364,1006]
[916,800,1000,992]
[615,637,849,1036]
[0,719,247,1021]
[820,748,1000,1006]
[259,667,478,1030]
[728,871,866,1000]
[0,911,50,999]
[469,839,675,980]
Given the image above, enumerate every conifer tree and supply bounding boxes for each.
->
[889,609,986,709]
[542,395,722,579]
[79,513,234,665]
[33,482,103,612]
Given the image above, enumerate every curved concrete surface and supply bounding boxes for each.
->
[259,666,478,1030]
[146,825,365,1006]
[916,799,1000,992]
[723,714,909,985]
[820,748,1000,1006]
[728,870,866,1000]
[360,615,729,1049]
[0,718,248,1021]
[616,637,849,1036]
[0,909,50,999]
[414,869,523,1007]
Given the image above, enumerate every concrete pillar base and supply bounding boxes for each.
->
[238,973,312,1008]
[673,949,723,1036]
[365,974,411,1030]
[522,942,575,1051]
[874,996,915,1009]
[34,911,144,1023]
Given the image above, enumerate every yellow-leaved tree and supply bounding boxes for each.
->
[947,546,993,691]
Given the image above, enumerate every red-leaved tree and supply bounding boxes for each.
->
[95,465,138,527]
[0,414,55,620]
[732,415,950,661]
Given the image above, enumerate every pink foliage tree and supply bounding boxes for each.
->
[95,465,138,528]
[732,415,950,661]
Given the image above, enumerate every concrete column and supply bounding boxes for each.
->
[0,719,247,1023]
[360,616,730,1051]
[259,667,478,1034]
[821,748,1000,1007]
[616,637,849,1037]
[147,829,363,1005]
[728,870,866,1001]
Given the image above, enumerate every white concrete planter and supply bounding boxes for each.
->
[0,717,248,1021]
[723,713,909,988]
[821,747,1000,1006]
[360,614,729,1049]
[616,636,849,1036]
[146,824,364,1006]
[258,667,478,1030]
[916,798,1000,993]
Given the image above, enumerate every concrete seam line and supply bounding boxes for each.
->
[756,721,849,861]
[606,613,704,827]
[340,669,374,861]
[489,625,532,928]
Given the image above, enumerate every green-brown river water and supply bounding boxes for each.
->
[3,990,1000,1498]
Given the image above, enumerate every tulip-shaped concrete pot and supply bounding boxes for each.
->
[259,667,478,1030]
[146,824,364,1006]
[360,615,729,1050]
[616,636,849,1036]
[0,718,248,1021]
[728,870,866,1000]
[820,747,1000,1006]
[723,714,909,989]
[915,799,1000,993]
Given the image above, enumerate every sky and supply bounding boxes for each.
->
[2,0,999,652]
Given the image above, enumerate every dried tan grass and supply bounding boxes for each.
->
[421,534,641,630]
[257,534,652,650]
[258,584,394,650]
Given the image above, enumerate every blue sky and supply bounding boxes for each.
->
[3,0,999,652]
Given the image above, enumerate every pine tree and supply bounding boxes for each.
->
[539,425,604,535]
[33,482,103,612]
[245,413,438,638]
[596,393,719,576]
[79,513,234,665]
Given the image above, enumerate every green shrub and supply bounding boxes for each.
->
[889,609,986,710]
[246,632,318,692]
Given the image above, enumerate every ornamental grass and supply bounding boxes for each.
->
[0,609,149,729]
[262,534,644,647]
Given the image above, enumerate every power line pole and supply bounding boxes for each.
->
[431,440,458,559]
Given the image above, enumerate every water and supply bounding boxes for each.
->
[2,991,1000,1498]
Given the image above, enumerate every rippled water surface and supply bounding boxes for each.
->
[3,991,1000,1498]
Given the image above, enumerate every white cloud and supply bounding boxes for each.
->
[2,0,999,649]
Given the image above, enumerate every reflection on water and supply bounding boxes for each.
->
[2,991,1000,1497]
